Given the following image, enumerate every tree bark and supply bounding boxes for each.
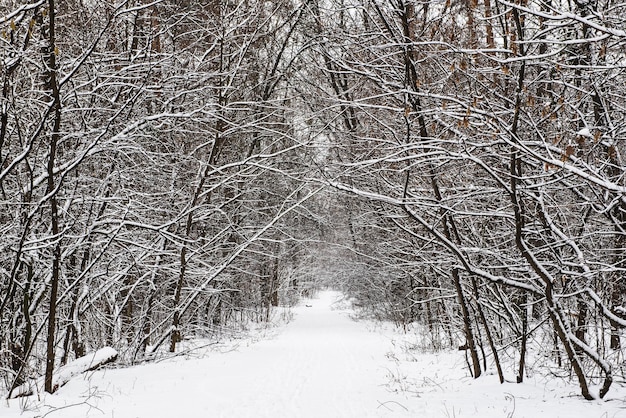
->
[44,0,63,394]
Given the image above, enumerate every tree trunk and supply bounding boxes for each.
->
[44,0,62,394]
[453,270,482,378]
[518,293,528,383]
[471,277,504,383]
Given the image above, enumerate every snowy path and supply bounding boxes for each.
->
[13,291,414,418]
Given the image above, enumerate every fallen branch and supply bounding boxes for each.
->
[8,347,118,398]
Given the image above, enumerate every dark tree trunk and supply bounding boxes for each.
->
[44,0,62,394]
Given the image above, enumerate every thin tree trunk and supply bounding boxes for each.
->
[518,292,528,383]
[391,1,484,378]
[44,0,62,394]
[170,115,225,352]
[452,270,481,378]
[483,0,495,50]
[471,277,504,383]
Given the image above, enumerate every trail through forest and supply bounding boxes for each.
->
[2,3,626,414]
[4,292,416,417]
[2,291,624,418]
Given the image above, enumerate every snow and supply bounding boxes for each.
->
[53,348,118,389]
[9,347,118,397]
[2,291,625,417]
[577,127,593,138]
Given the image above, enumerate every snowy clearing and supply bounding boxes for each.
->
[2,291,625,418]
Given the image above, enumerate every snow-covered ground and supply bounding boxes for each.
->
[2,291,625,417]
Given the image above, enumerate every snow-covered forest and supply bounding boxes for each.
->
[1,0,626,414]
